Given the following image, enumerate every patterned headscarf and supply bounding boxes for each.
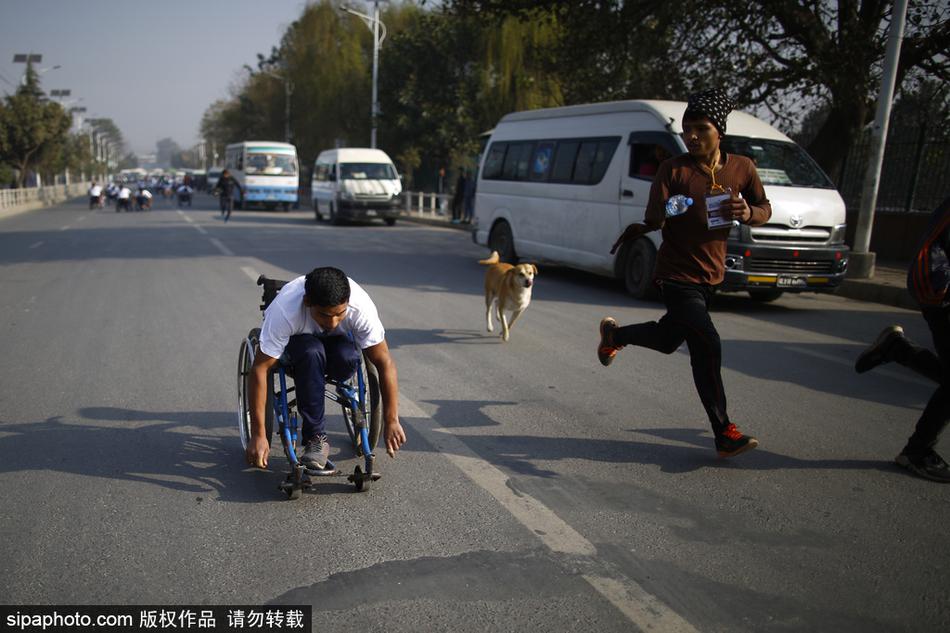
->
[684,89,735,135]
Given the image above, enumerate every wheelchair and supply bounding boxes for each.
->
[238,275,383,499]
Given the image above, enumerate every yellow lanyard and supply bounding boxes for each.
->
[703,152,726,194]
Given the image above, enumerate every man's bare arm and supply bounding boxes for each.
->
[363,340,406,457]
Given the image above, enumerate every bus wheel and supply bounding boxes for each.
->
[488,221,516,264]
[623,239,657,300]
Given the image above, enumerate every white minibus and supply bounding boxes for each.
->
[225,141,299,210]
[472,100,849,301]
[311,148,402,226]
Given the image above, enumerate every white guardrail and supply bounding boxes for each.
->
[0,182,93,212]
[401,191,452,218]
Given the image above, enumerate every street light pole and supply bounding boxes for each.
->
[341,2,387,149]
[850,0,908,279]
[370,1,380,149]
[13,54,60,87]
[260,69,292,144]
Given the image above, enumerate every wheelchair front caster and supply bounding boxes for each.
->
[348,462,382,492]
[279,465,308,500]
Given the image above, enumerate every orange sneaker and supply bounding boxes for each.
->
[598,317,624,366]
[715,423,758,458]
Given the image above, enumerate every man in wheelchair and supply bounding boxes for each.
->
[245,267,406,469]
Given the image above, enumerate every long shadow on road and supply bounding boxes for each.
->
[0,409,279,504]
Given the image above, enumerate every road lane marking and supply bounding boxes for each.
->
[582,575,698,633]
[78,215,87,222]
[241,267,259,282]
[398,395,698,632]
[177,209,209,234]
[28,241,43,249]
[59,225,72,231]
[209,238,234,256]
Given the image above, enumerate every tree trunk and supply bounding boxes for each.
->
[806,98,868,183]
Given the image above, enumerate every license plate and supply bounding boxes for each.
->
[777,275,807,288]
[365,210,377,216]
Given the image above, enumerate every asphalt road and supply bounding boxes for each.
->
[0,195,946,632]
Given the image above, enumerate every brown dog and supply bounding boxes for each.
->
[478,251,538,342]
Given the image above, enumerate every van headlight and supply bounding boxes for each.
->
[830,223,847,244]
[340,191,355,201]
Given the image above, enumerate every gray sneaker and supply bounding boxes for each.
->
[895,451,950,483]
[301,434,330,469]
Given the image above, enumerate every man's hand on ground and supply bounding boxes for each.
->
[246,436,270,469]
[384,419,407,458]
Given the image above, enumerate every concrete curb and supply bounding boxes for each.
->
[399,214,472,232]
[835,278,917,311]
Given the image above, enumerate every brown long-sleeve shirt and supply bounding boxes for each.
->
[644,153,771,286]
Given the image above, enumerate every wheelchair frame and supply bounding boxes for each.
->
[238,275,382,499]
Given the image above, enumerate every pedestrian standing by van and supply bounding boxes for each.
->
[215,168,243,222]
[451,168,467,224]
[462,168,477,224]
[598,89,772,458]
[854,197,950,483]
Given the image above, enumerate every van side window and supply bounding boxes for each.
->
[591,139,620,183]
[502,142,534,180]
[551,141,579,182]
[237,153,243,171]
[573,141,598,183]
[530,142,554,182]
[630,143,671,180]
[313,162,328,182]
[483,143,507,180]
[563,138,619,185]
[483,136,619,184]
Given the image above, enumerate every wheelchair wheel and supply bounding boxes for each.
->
[238,328,273,450]
[341,351,382,454]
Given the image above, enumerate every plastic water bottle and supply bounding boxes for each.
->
[665,194,693,217]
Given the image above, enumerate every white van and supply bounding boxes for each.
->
[472,100,850,301]
[311,148,402,226]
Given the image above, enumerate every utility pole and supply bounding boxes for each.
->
[341,2,387,148]
[850,0,908,279]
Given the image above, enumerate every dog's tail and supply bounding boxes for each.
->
[478,251,500,265]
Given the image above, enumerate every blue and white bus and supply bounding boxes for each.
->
[225,141,299,210]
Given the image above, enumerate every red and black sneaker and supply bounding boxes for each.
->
[598,317,624,367]
[715,423,758,458]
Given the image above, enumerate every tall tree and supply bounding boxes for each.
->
[0,63,71,187]
[662,0,950,178]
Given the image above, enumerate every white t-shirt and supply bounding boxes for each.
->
[117,187,131,199]
[139,189,152,199]
[89,185,102,196]
[259,276,385,359]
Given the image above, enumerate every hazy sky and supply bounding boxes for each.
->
[0,0,314,155]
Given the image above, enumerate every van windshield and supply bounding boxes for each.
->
[245,152,298,176]
[341,163,397,180]
[720,137,833,188]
